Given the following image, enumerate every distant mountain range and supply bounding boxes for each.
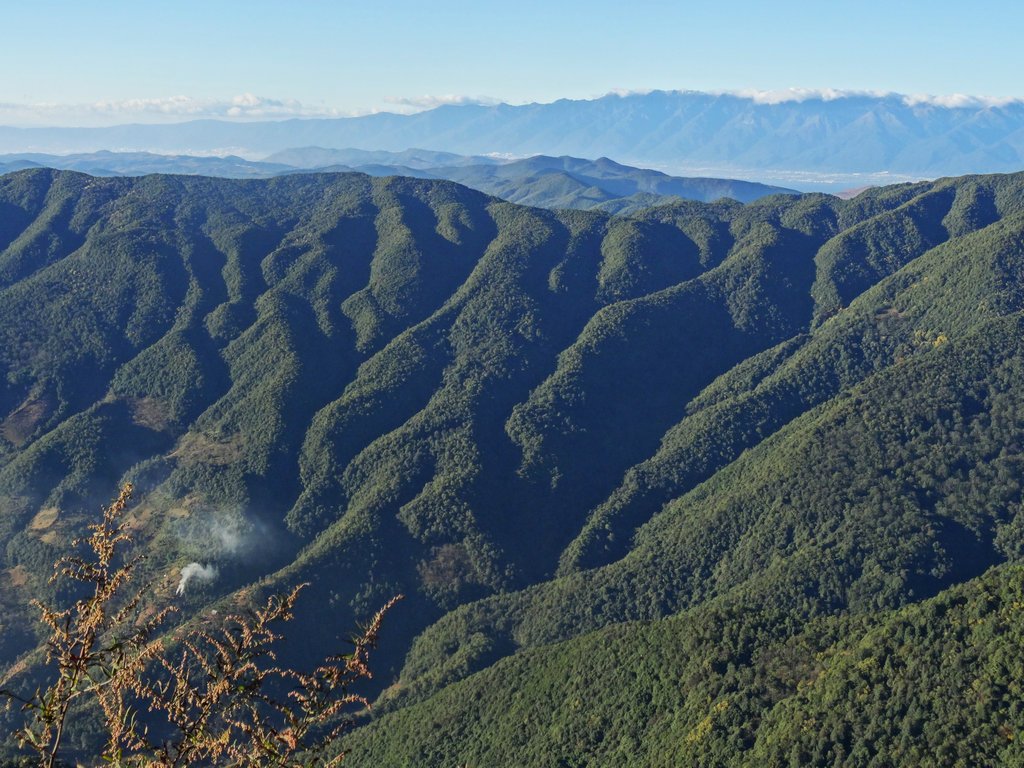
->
[3,90,1024,187]
[0,148,795,209]
[417,153,796,211]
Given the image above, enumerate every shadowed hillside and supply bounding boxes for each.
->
[2,167,1024,764]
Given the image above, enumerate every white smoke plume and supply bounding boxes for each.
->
[168,504,279,595]
[208,519,244,555]
[174,507,254,559]
[176,563,218,596]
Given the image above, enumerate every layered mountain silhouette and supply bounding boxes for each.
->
[0,148,794,210]
[1,167,1023,765]
[5,90,1024,183]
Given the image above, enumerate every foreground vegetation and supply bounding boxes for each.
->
[2,484,398,768]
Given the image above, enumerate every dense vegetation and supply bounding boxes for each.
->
[412,154,795,212]
[1,167,1023,764]
[342,562,1024,766]
[0,149,792,211]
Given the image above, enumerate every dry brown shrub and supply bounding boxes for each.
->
[2,484,400,768]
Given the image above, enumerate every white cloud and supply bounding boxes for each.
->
[901,92,1022,109]
[603,87,894,104]
[383,93,502,113]
[4,87,1022,129]
[606,88,654,98]
[0,92,508,127]
[0,94,365,127]
[732,87,894,104]
[604,88,1024,109]
[232,93,263,108]
[729,88,1024,109]
[90,93,348,119]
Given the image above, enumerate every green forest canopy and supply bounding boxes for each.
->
[0,168,1022,764]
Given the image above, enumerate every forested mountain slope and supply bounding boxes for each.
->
[410,154,796,211]
[343,561,1024,766]
[0,167,1023,763]
[0,148,793,211]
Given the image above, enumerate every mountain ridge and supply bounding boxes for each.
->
[4,90,1024,186]
[1,167,1023,763]
[0,149,795,211]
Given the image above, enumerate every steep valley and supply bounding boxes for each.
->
[0,167,1023,765]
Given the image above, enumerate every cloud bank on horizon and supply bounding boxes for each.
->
[0,92,507,128]
[0,93,357,127]
[383,94,503,110]
[609,87,1024,109]
[2,87,1022,129]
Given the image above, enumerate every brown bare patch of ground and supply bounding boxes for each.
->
[28,507,58,531]
[122,505,154,537]
[167,493,205,519]
[27,507,62,545]
[127,396,172,431]
[5,565,28,588]
[2,394,54,446]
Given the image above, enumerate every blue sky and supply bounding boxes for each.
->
[3,0,1022,125]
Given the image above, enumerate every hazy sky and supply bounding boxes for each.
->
[3,0,1021,125]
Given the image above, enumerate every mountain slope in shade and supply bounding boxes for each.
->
[0,168,1023,764]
